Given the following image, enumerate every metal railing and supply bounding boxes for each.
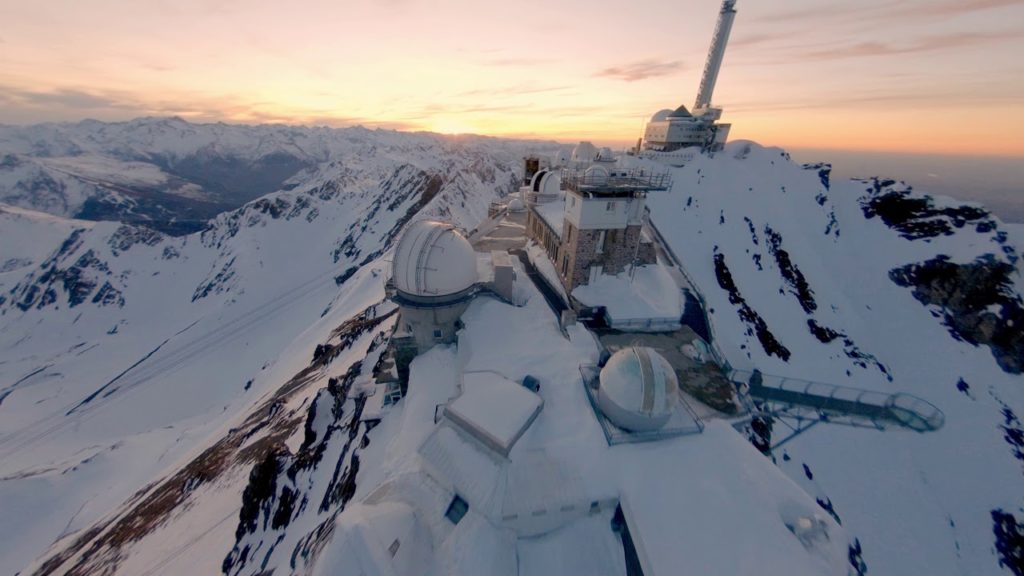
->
[561,167,672,193]
[729,369,945,432]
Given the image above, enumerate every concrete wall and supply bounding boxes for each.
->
[398,301,471,353]
[564,192,645,230]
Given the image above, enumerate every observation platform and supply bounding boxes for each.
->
[730,369,945,433]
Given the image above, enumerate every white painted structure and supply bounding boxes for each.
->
[694,0,738,112]
[521,169,562,206]
[392,220,477,298]
[598,347,677,432]
[571,141,599,164]
[563,186,646,231]
[642,0,737,154]
[391,220,478,351]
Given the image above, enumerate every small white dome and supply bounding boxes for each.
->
[571,141,598,163]
[551,149,571,168]
[392,220,477,298]
[597,147,615,162]
[508,197,525,212]
[540,171,561,196]
[583,165,610,186]
[598,347,677,432]
[650,109,673,123]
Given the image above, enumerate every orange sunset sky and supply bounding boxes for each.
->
[1,0,1023,156]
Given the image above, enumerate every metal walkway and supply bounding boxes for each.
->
[730,369,945,433]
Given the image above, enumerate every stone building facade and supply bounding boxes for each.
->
[526,167,662,295]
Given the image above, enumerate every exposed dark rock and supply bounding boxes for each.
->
[108,225,163,256]
[890,255,1024,373]
[848,538,868,576]
[992,509,1024,575]
[861,180,994,241]
[764,226,816,314]
[802,162,831,190]
[808,319,841,343]
[714,251,791,361]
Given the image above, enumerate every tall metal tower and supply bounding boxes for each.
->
[694,0,737,111]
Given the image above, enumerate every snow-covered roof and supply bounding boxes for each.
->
[619,422,850,576]
[598,347,676,432]
[391,219,478,298]
[444,371,543,456]
[313,502,430,576]
[572,264,684,328]
[533,201,564,238]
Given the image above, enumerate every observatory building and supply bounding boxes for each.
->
[390,220,478,353]
[525,161,667,293]
[598,347,678,432]
[642,0,737,156]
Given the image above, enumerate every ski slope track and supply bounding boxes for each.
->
[0,124,1021,575]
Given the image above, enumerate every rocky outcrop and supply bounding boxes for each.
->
[860,179,995,241]
[890,255,1024,374]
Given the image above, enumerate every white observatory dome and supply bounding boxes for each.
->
[650,109,673,123]
[598,347,677,432]
[392,220,477,299]
[529,169,561,201]
[530,169,549,191]
[597,147,615,162]
[583,165,610,186]
[551,148,571,168]
[571,141,599,164]
[508,196,525,212]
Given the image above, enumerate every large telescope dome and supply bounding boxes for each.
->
[598,347,677,432]
[392,220,477,299]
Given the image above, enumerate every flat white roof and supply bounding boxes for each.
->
[617,422,850,576]
[445,371,542,456]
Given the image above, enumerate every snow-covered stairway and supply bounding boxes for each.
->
[730,369,945,433]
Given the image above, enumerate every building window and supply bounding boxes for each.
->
[596,230,606,255]
[445,495,469,525]
[433,329,443,339]
[606,201,615,212]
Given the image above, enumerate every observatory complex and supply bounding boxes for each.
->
[641,0,737,159]
[359,3,946,574]
[525,149,668,294]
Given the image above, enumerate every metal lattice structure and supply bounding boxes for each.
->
[729,369,945,448]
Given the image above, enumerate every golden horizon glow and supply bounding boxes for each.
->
[1,0,1022,157]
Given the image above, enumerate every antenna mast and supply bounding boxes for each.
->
[694,0,737,111]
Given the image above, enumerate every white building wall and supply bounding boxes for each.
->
[564,192,646,230]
